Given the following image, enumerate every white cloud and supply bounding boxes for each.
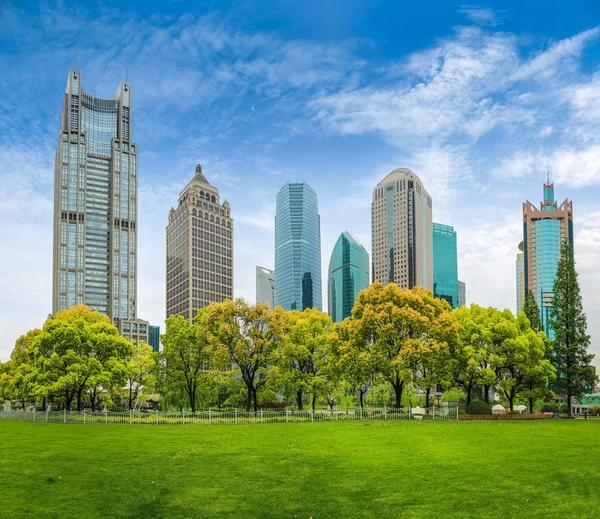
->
[459,6,502,27]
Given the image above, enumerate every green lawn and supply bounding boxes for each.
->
[1,420,598,518]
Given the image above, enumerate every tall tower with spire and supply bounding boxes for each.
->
[522,177,573,337]
[166,165,234,321]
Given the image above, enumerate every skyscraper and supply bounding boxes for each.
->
[371,168,433,290]
[458,280,466,308]
[256,266,275,308]
[166,165,233,322]
[328,231,369,322]
[274,182,322,311]
[522,179,573,337]
[52,69,149,343]
[516,242,525,313]
[432,223,459,307]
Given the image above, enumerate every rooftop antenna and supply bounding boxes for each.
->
[74,24,78,70]
[546,170,551,184]
[125,46,128,84]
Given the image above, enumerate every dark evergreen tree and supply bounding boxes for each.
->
[523,290,542,333]
[549,242,597,417]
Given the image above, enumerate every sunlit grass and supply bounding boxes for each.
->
[1,419,598,518]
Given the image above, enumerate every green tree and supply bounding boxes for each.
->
[125,342,158,410]
[161,314,211,413]
[549,242,597,417]
[452,305,496,405]
[348,282,453,409]
[523,291,542,333]
[204,299,285,412]
[30,307,131,411]
[277,308,333,410]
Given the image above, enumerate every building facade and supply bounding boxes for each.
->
[516,242,525,313]
[371,168,433,290]
[148,325,160,352]
[432,223,459,307]
[328,231,369,322]
[256,266,275,308]
[166,165,233,322]
[458,280,466,308]
[51,69,149,343]
[274,182,322,311]
[522,180,573,337]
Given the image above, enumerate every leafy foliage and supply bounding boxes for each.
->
[465,400,492,415]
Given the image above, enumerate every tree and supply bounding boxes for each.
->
[491,311,555,411]
[30,306,132,411]
[347,282,454,409]
[452,305,496,405]
[204,300,285,412]
[523,291,542,333]
[161,314,211,413]
[549,242,597,417]
[125,342,158,410]
[277,308,333,410]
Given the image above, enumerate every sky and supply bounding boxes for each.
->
[1,0,600,362]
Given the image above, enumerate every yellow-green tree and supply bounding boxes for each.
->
[125,342,158,410]
[347,282,453,409]
[161,314,211,413]
[277,308,335,410]
[204,299,286,411]
[30,306,132,411]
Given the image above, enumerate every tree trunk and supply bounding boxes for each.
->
[42,396,47,411]
[465,382,473,405]
[252,388,258,412]
[311,392,316,412]
[77,388,84,411]
[296,389,304,410]
[567,394,572,418]
[129,385,134,410]
[528,396,534,414]
[425,387,431,409]
[392,381,404,409]
[484,385,490,404]
[359,388,365,409]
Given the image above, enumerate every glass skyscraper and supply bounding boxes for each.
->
[274,182,322,311]
[516,242,525,313]
[522,180,573,337]
[432,223,459,308]
[328,231,369,322]
[52,69,149,343]
[256,266,275,308]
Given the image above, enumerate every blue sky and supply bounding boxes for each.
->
[2,1,600,362]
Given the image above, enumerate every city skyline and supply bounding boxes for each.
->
[2,2,600,361]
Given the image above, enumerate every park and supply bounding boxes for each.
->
[1,419,599,518]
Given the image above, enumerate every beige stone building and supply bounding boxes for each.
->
[166,165,233,321]
[371,168,433,290]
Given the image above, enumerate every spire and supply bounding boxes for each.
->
[194,164,209,184]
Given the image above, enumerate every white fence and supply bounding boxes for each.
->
[0,406,458,426]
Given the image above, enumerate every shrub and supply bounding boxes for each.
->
[466,400,492,415]
[261,401,286,410]
[507,410,520,415]
[108,406,128,413]
[588,406,600,416]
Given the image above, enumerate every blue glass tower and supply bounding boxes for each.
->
[522,179,573,338]
[274,182,322,311]
[328,231,369,322]
[432,223,459,308]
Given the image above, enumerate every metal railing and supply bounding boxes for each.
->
[0,406,459,426]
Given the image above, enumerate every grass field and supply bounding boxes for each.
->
[1,420,599,518]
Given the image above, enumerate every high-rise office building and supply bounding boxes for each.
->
[522,179,573,337]
[516,242,525,313]
[432,223,459,307]
[166,165,233,322]
[274,182,322,311]
[256,266,275,308]
[328,231,369,322]
[458,280,466,308]
[148,325,160,352]
[371,168,433,290]
[52,69,149,343]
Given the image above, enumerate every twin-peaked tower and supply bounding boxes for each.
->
[52,69,149,343]
[166,165,234,322]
